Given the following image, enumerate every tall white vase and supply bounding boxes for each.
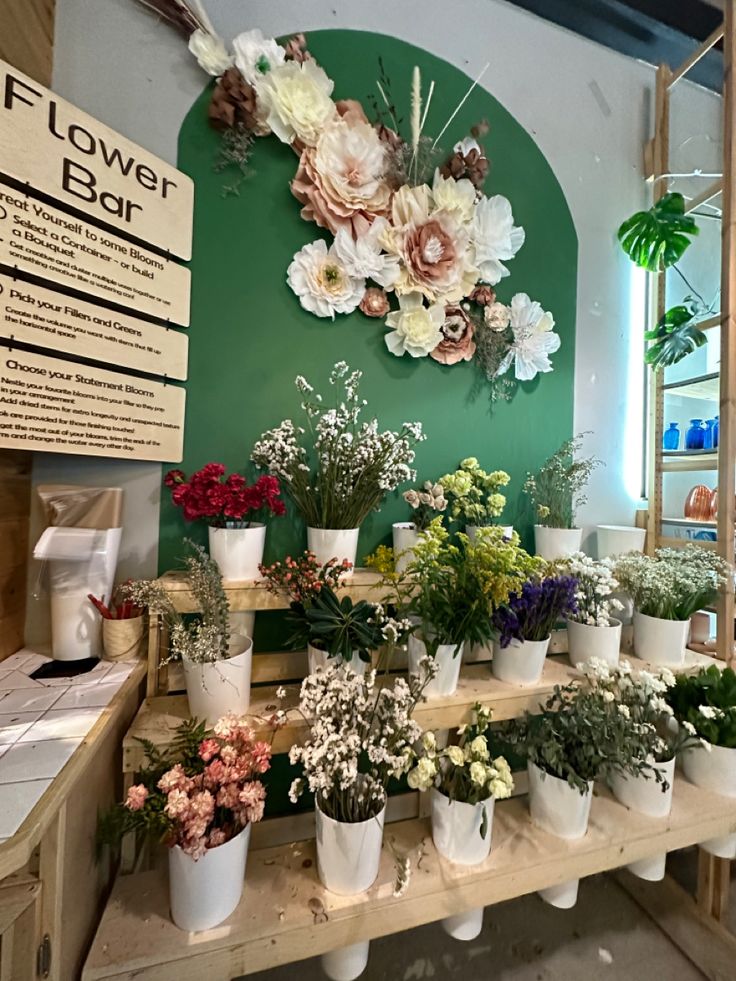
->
[596,524,646,559]
[431,789,495,940]
[392,522,420,575]
[307,527,360,569]
[182,636,252,725]
[533,525,582,561]
[407,634,464,698]
[528,762,593,908]
[610,757,675,880]
[681,742,736,858]
[168,823,250,931]
[208,524,265,581]
[633,610,689,666]
[491,636,550,686]
[567,618,622,670]
[307,644,367,677]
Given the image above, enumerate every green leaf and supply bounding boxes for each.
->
[618,193,698,271]
[644,304,707,370]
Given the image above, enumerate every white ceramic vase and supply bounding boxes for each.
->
[182,636,252,725]
[307,644,367,677]
[431,788,494,941]
[610,757,675,880]
[567,618,622,670]
[491,636,550,686]
[528,762,593,908]
[466,524,514,542]
[596,524,646,559]
[307,527,360,569]
[168,823,250,931]
[681,742,736,858]
[392,522,420,575]
[533,525,583,561]
[633,610,689,666]
[208,524,265,581]
[407,633,464,698]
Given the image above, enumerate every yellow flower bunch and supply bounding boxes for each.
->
[364,544,398,580]
[439,458,511,525]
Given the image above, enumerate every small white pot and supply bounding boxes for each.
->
[533,525,583,561]
[466,524,514,542]
[307,527,360,569]
[183,636,252,725]
[567,618,622,670]
[610,757,675,880]
[491,636,550,687]
[208,524,265,582]
[681,742,736,858]
[321,942,371,981]
[633,610,689,666]
[393,522,420,575]
[168,823,250,931]
[528,762,592,908]
[407,633,464,698]
[690,611,712,644]
[229,610,256,642]
[596,525,646,559]
[442,906,485,941]
[307,644,367,677]
[316,801,385,896]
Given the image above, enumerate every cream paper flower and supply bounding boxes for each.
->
[287,239,364,319]
[333,219,399,288]
[232,29,285,86]
[257,60,337,146]
[391,184,432,227]
[497,293,560,381]
[188,30,232,77]
[470,195,525,285]
[384,293,445,358]
[432,169,476,224]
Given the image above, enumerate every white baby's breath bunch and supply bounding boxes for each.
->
[565,552,623,627]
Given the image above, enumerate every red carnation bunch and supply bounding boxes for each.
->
[164,464,286,527]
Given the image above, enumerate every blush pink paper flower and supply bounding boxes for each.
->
[430,305,476,365]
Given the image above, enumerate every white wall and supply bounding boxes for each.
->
[40,0,720,583]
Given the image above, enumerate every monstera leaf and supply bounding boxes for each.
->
[644,304,707,369]
[618,193,698,271]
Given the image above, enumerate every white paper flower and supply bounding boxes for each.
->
[497,293,560,381]
[384,293,445,358]
[470,195,525,285]
[257,60,336,146]
[232,29,285,85]
[454,137,482,156]
[432,169,476,224]
[188,30,232,77]
[333,219,399,288]
[287,239,364,319]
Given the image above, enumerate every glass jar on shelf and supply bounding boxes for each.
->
[703,419,716,450]
[663,422,680,450]
[714,415,719,449]
[685,419,705,451]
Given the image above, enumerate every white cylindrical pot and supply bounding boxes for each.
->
[492,636,550,687]
[321,942,370,981]
[610,757,675,881]
[466,525,514,542]
[307,644,367,677]
[229,611,256,642]
[597,525,646,559]
[442,906,484,941]
[407,634,464,698]
[315,802,386,896]
[633,610,689,666]
[307,527,360,570]
[208,524,266,582]
[567,618,622,670]
[681,742,736,858]
[690,611,712,644]
[431,789,495,866]
[168,823,250,931]
[183,636,252,725]
[393,522,420,575]
[533,525,583,561]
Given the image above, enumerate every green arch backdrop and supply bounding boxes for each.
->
[160,29,578,583]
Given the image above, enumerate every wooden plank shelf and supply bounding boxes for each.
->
[661,452,719,472]
[662,370,719,401]
[82,778,736,981]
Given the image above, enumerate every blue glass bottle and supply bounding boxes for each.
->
[714,415,719,449]
[663,423,680,450]
[703,419,716,450]
[685,419,705,451]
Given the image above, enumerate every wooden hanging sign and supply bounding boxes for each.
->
[0,272,188,380]
[0,60,194,260]
[0,347,185,462]
[0,186,190,325]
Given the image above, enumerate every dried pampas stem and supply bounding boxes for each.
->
[131,0,205,37]
[432,61,490,149]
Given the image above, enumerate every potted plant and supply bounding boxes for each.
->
[668,665,736,858]
[563,553,623,669]
[490,573,578,686]
[88,585,145,662]
[504,675,661,908]
[99,715,271,931]
[407,703,514,940]
[395,480,447,574]
[440,458,512,539]
[252,362,424,568]
[125,543,250,724]
[164,464,286,581]
[614,545,729,665]
[289,660,432,979]
[523,434,601,560]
